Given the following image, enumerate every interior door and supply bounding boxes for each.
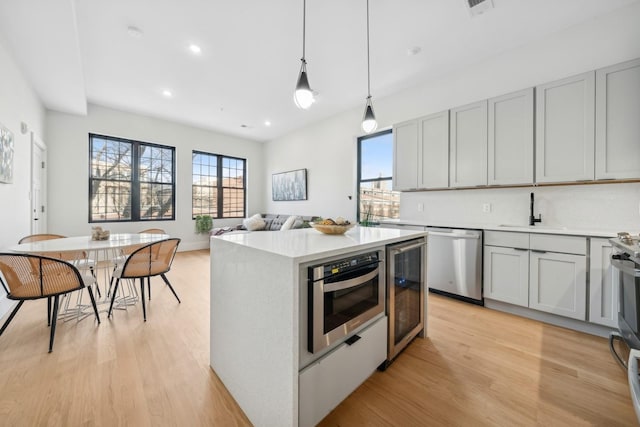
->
[31,132,47,234]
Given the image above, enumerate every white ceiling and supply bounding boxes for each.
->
[0,0,637,142]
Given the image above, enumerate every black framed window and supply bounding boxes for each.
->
[192,151,246,219]
[89,134,175,222]
[357,129,400,223]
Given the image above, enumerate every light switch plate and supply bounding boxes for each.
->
[482,203,491,213]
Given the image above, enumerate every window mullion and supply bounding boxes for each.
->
[217,156,223,219]
[131,142,141,221]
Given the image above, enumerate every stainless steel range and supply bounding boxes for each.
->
[610,232,640,364]
[610,232,640,423]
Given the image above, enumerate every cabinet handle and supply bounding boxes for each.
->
[513,248,528,252]
[345,335,361,346]
[597,178,616,181]
[531,249,547,254]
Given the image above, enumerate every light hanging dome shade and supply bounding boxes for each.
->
[361,0,378,133]
[294,0,314,110]
[294,59,314,109]
[362,96,377,133]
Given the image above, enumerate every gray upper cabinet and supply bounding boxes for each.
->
[595,58,640,180]
[450,100,488,187]
[535,72,595,183]
[418,111,449,189]
[488,88,534,185]
[393,119,419,191]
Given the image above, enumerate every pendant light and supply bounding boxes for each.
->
[361,0,378,133]
[294,0,314,109]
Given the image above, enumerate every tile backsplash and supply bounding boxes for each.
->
[400,182,640,232]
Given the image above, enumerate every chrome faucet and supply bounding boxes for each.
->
[529,192,542,226]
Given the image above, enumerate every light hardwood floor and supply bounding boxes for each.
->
[0,249,635,426]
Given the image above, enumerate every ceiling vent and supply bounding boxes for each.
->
[466,0,494,17]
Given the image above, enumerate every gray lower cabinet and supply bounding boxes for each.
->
[487,88,534,185]
[589,238,619,327]
[450,100,487,187]
[484,231,588,321]
[529,250,587,321]
[595,57,640,180]
[484,245,529,307]
[535,72,595,183]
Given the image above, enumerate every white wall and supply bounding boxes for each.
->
[0,40,46,317]
[263,3,640,228]
[46,104,264,251]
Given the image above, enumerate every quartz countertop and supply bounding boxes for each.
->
[379,219,627,238]
[212,226,427,263]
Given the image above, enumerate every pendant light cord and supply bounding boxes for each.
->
[366,0,371,98]
[302,0,307,61]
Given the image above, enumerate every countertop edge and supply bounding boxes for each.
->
[378,219,626,238]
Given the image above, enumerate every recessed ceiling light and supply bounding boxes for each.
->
[188,44,202,55]
[264,120,271,127]
[407,46,422,56]
[162,89,173,98]
[127,26,143,38]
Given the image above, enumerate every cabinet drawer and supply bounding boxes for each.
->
[530,234,586,255]
[484,231,529,249]
[298,316,387,427]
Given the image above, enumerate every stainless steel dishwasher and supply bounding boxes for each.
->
[427,227,483,305]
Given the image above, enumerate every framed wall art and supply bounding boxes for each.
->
[0,124,14,184]
[272,168,307,201]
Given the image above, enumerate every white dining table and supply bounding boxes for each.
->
[9,233,170,320]
[8,233,169,255]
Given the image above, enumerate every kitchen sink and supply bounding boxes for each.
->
[497,224,568,231]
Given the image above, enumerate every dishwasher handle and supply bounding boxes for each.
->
[428,231,480,239]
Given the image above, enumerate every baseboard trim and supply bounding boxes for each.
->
[177,241,209,252]
[484,298,614,338]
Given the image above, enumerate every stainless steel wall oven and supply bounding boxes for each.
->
[307,250,385,354]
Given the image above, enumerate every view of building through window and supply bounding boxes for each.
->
[192,151,246,219]
[358,130,400,223]
[89,134,175,222]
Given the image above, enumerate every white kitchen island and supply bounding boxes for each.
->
[210,226,428,427]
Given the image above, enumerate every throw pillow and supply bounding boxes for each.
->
[280,215,298,231]
[243,213,266,231]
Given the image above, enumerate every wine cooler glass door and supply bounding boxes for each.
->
[387,238,426,361]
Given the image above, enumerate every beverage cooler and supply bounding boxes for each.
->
[384,237,427,366]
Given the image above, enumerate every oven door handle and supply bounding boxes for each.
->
[612,259,640,277]
[323,267,379,293]
[628,349,640,423]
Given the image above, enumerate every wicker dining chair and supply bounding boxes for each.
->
[108,238,181,321]
[138,228,166,234]
[18,234,66,244]
[0,253,101,352]
[18,233,100,297]
[109,228,168,300]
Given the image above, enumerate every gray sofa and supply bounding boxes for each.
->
[210,214,319,236]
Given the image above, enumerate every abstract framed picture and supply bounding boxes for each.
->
[272,168,307,201]
[0,124,14,184]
